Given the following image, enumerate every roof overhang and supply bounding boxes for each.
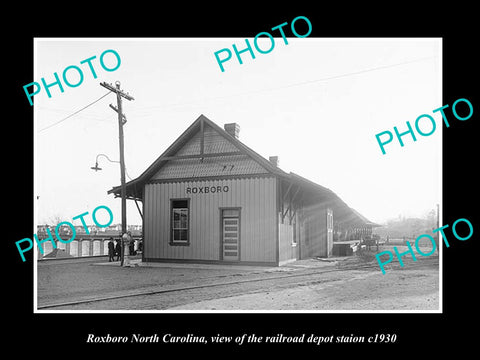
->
[284,172,379,228]
[108,114,287,200]
[108,115,378,229]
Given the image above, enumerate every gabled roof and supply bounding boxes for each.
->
[286,172,378,228]
[108,114,376,227]
[349,208,381,227]
[108,114,288,199]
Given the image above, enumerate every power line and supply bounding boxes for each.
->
[131,56,436,113]
[37,92,112,133]
[267,56,437,91]
[208,56,437,100]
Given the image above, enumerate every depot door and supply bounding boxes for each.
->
[327,208,333,257]
[221,209,240,261]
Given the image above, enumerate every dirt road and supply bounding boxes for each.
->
[168,266,438,311]
[37,248,439,311]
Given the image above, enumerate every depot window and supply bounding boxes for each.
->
[170,199,190,245]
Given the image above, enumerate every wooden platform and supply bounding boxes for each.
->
[332,240,361,256]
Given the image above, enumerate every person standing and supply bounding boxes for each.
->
[122,231,133,266]
[108,238,115,262]
[115,239,122,261]
[129,234,135,256]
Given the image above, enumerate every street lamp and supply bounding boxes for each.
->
[90,153,125,264]
[90,162,102,171]
[91,153,120,171]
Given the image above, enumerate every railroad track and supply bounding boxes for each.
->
[37,257,439,310]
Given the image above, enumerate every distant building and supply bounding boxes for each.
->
[38,223,142,236]
[106,223,123,232]
[128,224,142,232]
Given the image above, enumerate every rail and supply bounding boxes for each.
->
[37,256,438,310]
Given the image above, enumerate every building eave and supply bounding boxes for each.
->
[108,114,377,229]
[108,114,287,199]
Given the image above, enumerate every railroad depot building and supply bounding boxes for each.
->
[109,115,375,266]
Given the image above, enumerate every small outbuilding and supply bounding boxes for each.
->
[109,115,375,266]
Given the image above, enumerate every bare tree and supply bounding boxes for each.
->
[47,214,65,227]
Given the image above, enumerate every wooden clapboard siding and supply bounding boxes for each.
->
[299,203,331,259]
[278,219,294,263]
[278,215,301,263]
[143,177,277,263]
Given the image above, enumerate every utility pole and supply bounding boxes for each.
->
[100,81,134,266]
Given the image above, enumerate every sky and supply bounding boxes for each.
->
[34,37,442,227]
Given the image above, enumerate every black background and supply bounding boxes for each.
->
[5,3,478,356]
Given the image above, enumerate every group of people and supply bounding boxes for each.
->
[107,238,123,262]
[107,233,138,262]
